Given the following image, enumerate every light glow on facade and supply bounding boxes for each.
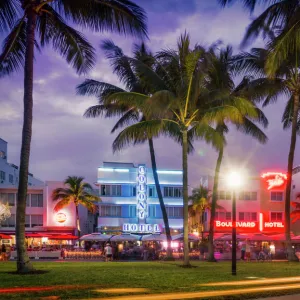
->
[55,212,67,224]
[157,170,183,175]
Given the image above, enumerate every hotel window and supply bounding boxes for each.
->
[164,187,182,198]
[99,205,121,217]
[166,206,183,218]
[0,170,5,181]
[100,185,121,196]
[239,212,257,221]
[132,186,136,197]
[9,174,13,184]
[0,193,8,204]
[215,212,231,220]
[271,192,283,202]
[25,215,30,227]
[31,215,43,227]
[148,205,156,217]
[149,186,157,198]
[271,212,283,221]
[7,193,15,206]
[239,192,257,201]
[218,191,232,200]
[129,205,136,218]
[31,194,43,207]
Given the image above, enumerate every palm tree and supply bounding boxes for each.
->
[52,176,100,238]
[232,44,299,261]
[189,185,223,240]
[77,40,175,259]
[104,33,261,266]
[0,0,147,273]
[219,0,300,73]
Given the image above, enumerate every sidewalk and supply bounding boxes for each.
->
[257,295,300,300]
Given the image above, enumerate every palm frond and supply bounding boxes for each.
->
[37,5,95,75]
[235,118,268,144]
[111,108,140,133]
[101,39,138,90]
[0,0,21,33]
[53,198,71,212]
[282,95,300,133]
[188,123,225,151]
[112,119,172,152]
[105,91,148,108]
[79,198,98,214]
[53,0,147,38]
[0,17,26,77]
[76,80,125,99]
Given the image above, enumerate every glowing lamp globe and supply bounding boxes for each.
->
[55,212,67,223]
[227,171,243,188]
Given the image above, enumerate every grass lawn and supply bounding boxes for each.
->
[1,261,300,299]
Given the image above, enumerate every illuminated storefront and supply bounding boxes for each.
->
[211,171,288,235]
[97,162,183,234]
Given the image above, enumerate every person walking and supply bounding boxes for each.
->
[245,240,251,262]
[1,244,6,261]
[241,243,246,261]
[104,243,113,262]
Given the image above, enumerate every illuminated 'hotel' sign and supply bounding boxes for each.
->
[137,165,147,219]
[123,223,160,233]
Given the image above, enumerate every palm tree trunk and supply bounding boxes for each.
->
[182,128,190,266]
[76,205,81,238]
[285,93,299,262]
[16,11,37,273]
[148,138,173,259]
[208,145,223,262]
[201,210,205,241]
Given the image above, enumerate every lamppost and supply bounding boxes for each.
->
[227,171,243,276]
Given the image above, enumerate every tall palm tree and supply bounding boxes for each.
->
[77,40,175,259]
[104,33,261,266]
[52,176,100,238]
[219,0,300,73]
[0,0,147,273]
[232,44,299,261]
[205,47,269,262]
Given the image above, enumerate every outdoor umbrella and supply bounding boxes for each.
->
[80,233,112,242]
[48,235,78,240]
[172,233,199,241]
[110,234,141,242]
[142,234,167,242]
[247,233,272,241]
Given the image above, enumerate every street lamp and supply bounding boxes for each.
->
[227,171,243,276]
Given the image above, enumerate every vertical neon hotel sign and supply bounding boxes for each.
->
[137,165,147,219]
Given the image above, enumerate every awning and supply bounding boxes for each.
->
[0,233,12,239]
[25,233,44,238]
[172,233,199,241]
[142,234,167,242]
[80,233,112,241]
[110,234,141,242]
[47,235,78,240]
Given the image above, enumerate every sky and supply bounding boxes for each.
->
[0,0,299,188]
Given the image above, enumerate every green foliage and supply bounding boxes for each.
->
[52,176,100,213]
[0,0,148,76]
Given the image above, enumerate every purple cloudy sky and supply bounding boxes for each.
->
[0,0,299,188]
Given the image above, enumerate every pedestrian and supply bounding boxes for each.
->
[1,244,6,261]
[104,243,113,262]
[245,239,251,262]
[241,243,246,261]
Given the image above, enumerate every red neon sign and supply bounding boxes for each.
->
[261,172,287,190]
[215,213,284,232]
